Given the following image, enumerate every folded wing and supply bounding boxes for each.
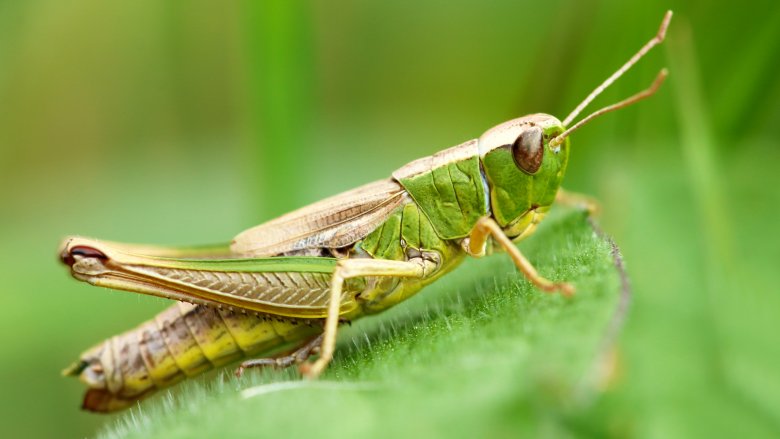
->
[231,179,408,257]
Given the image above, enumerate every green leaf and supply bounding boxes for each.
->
[98,210,629,439]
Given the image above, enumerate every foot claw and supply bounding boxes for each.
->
[298,362,314,380]
[558,282,575,297]
[539,281,575,297]
[299,360,326,380]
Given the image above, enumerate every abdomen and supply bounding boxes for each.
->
[66,302,319,412]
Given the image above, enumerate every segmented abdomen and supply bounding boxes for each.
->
[79,302,319,412]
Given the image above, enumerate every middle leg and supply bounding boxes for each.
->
[299,258,426,379]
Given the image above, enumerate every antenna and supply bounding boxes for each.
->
[549,69,667,147]
[559,10,673,128]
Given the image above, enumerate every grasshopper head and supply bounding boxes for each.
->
[473,11,672,237]
[477,114,569,235]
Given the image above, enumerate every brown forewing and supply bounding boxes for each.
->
[231,179,408,257]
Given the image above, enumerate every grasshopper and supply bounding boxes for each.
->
[60,12,672,412]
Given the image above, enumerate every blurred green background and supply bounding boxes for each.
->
[1,1,778,437]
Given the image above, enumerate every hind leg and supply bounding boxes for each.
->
[235,334,324,377]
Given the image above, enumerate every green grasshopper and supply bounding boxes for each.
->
[60,12,671,412]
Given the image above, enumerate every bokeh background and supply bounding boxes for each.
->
[1,1,778,437]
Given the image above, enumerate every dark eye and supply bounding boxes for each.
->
[511,126,544,174]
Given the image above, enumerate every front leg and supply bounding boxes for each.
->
[299,259,426,379]
[556,188,601,216]
[468,217,574,297]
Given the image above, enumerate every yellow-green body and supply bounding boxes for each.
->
[66,200,469,412]
[64,115,570,411]
[62,10,671,413]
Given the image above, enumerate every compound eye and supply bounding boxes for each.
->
[511,126,544,174]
